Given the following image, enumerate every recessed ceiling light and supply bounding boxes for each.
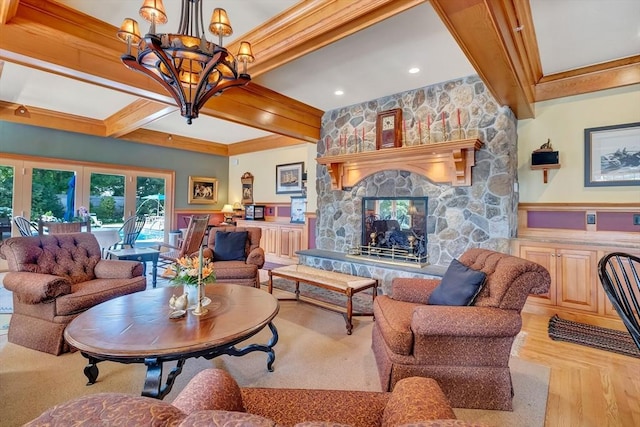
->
[408,67,420,74]
[334,90,344,96]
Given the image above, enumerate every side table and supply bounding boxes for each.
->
[107,247,160,288]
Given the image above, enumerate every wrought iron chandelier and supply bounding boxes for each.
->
[117,0,254,124]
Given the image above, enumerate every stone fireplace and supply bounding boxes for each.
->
[301,75,519,293]
[349,196,429,266]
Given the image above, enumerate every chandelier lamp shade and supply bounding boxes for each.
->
[117,0,255,124]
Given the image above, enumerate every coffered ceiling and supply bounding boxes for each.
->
[0,0,638,156]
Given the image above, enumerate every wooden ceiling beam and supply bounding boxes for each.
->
[118,129,229,157]
[0,0,19,24]
[231,0,426,77]
[228,134,309,156]
[535,56,640,102]
[0,100,105,135]
[429,0,536,119]
[0,0,323,141]
[104,100,177,138]
[0,99,246,156]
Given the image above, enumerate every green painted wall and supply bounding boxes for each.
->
[0,122,229,209]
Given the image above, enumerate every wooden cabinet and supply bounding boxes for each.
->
[512,239,640,329]
[236,220,305,264]
[515,241,598,312]
[555,248,598,312]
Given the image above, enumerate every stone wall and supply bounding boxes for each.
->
[314,75,518,266]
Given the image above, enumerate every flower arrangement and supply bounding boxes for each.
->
[163,254,216,286]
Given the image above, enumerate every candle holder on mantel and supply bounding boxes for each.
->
[451,128,466,141]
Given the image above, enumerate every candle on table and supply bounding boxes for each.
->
[427,114,430,128]
[442,112,445,132]
[198,245,203,282]
[457,109,461,127]
[362,127,365,150]
[418,120,422,144]
[354,128,358,152]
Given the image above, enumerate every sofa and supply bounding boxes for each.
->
[202,226,265,287]
[372,248,551,410]
[25,368,485,426]
[0,233,147,355]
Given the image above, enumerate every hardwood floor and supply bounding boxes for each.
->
[519,312,640,427]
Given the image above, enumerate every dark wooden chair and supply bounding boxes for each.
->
[598,252,640,350]
[155,214,210,270]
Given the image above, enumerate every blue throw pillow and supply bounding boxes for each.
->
[213,231,248,261]
[428,259,486,306]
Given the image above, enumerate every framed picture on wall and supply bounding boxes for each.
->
[276,162,304,194]
[584,121,640,187]
[188,176,218,204]
[241,172,254,205]
[290,196,306,224]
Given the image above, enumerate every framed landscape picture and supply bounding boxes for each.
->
[584,122,640,187]
[188,176,218,204]
[276,162,304,194]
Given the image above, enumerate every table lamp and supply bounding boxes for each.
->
[221,204,234,224]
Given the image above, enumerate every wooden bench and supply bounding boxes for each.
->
[268,264,378,334]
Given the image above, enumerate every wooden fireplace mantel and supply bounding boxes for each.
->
[316,139,483,189]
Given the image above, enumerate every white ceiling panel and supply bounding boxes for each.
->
[530,0,640,74]
[144,110,273,143]
[56,0,300,44]
[254,2,476,111]
[0,62,139,120]
[1,1,636,146]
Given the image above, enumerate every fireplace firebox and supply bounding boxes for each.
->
[348,196,428,266]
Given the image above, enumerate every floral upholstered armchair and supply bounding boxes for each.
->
[202,226,265,287]
[25,368,486,426]
[0,233,147,355]
[372,248,551,411]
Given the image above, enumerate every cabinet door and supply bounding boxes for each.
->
[556,249,598,312]
[279,227,302,260]
[518,244,557,305]
[263,225,279,258]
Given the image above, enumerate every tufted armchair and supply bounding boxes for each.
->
[25,368,486,427]
[0,233,147,355]
[202,226,265,287]
[372,248,551,411]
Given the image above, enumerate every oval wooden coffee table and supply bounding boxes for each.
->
[64,284,279,399]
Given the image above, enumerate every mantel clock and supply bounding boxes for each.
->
[376,109,403,149]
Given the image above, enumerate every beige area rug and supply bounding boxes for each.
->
[0,297,549,427]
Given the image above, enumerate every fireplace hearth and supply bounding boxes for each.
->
[347,245,428,267]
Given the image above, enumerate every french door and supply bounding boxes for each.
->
[0,156,173,241]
